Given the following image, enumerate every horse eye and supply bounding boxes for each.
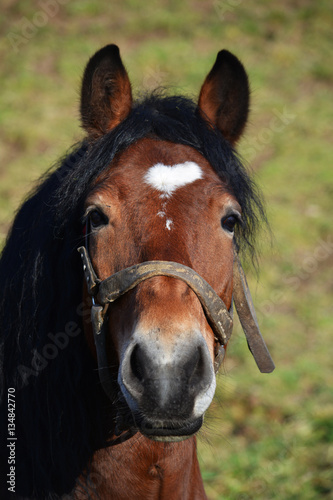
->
[88,209,107,229]
[221,214,238,233]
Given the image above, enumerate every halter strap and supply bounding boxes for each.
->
[80,251,233,345]
[233,253,275,373]
[78,245,274,374]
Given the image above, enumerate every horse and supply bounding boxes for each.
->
[0,44,274,499]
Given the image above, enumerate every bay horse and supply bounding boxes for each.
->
[0,45,274,499]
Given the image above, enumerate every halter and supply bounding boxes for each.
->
[78,238,275,415]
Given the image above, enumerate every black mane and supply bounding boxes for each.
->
[0,94,264,498]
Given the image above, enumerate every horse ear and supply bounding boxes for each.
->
[198,50,250,145]
[80,44,132,139]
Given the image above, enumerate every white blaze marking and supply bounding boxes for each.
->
[144,161,203,198]
[165,219,173,231]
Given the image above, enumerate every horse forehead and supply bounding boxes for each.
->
[143,161,203,197]
[97,140,225,202]
[113,139,220,186]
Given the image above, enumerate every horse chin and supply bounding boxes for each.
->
[149,435,191,443]
[137,415,204,443]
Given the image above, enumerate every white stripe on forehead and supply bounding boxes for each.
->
[144,161,203,197]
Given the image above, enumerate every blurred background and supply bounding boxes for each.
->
[0,1,332,498]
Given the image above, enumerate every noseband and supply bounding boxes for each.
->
[78,243,274,409]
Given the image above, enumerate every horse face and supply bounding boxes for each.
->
[80,45,250,440]
[83,139,241,439]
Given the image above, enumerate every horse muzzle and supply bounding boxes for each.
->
[118,329,216,441]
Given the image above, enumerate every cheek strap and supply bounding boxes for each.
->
[232,252,275,373]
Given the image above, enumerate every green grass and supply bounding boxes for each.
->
[1,1,332,498]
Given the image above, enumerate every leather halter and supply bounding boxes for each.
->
[78,242,275,406]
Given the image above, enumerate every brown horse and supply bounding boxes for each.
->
[0,45,274,499]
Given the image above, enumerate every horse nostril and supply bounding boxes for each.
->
[130,344,145,383]
[186,345,211,388]
[184,347,200,378]
[195,347,205,376]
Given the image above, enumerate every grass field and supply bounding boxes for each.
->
[1,1,332,498]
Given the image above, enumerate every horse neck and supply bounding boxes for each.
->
[74,434,207,500]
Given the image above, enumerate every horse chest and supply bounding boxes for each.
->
[74,436,207,500]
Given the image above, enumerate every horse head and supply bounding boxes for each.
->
[78,45,274,442]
